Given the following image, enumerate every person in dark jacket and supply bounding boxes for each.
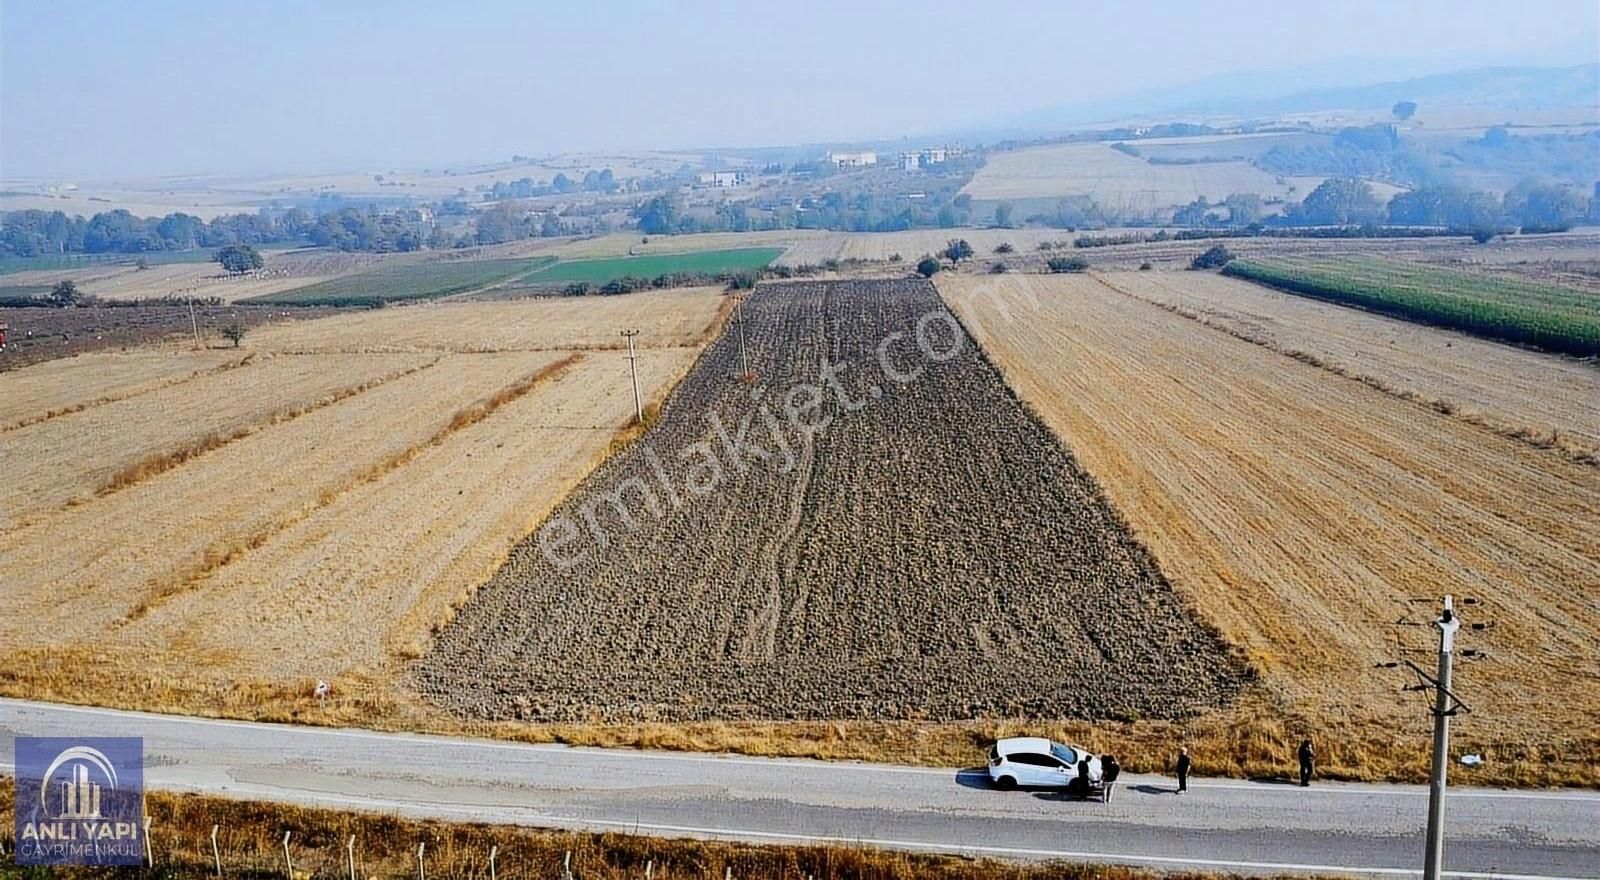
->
[1101,754,1121,802]
[1176,746,1191,793]
[1297,739,1315,787]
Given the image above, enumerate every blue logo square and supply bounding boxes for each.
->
[13,737,144,866]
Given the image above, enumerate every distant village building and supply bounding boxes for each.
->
[897,152,921,171]
[827,151,878,168]
[696,170,748,188]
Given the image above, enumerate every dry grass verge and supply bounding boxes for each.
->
[0,780,1171,880]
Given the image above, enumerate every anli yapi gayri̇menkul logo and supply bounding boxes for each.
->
[14,737,144,866]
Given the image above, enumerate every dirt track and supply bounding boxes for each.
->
[416,279,1247,723]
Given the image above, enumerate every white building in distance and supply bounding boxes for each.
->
[827,151,878,168]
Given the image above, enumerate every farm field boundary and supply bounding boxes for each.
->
[514,247,784,287]
[1095,271,1600,465]
[248,256,557,306]
[1223,256,1600,356]
[938,272,1600,787]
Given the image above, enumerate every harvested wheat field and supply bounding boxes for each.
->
[416,279,1248,723]
[0,290,725,711]
[245,286,728,353]
[963,142,1316,209]
[938,272,1600,761]
[0,348,250,430]
[1097,270,1600,458]
[1,351,432,521]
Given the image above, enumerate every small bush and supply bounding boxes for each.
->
[564,281,593,296]
[1037,241,1056,251]
[1469,228,1497,245]
[1190,245,1235,270]
[988,262,1007,274]
[1046,256,1089,273]
[220,323,247,347]
[1139,261,1154,271]
[915,257,942,278]
[943,239,974,262]
[888,253,903,263]
[994,242,1014,254]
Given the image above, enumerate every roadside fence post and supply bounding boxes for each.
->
[282,831,293,880]
[488,845,498,880]
[143,816,154,867]
[564,849,573,880]
[346,835,356,880]
[417,841,426,880]
[645,859,653,879]
[211,824,222,877]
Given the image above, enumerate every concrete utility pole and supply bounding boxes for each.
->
[620,329,643,425]
[736,295,751,380]
[189,298,202,349]
[1422,595,1462,880]
[1379,594,1484,880]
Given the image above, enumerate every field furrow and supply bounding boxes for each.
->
[243,287,728,354]
[1096,270,1600,456]
[938,273,1600,744]
[1,352,433,521]
[0,350,572,646]
[0,349,251,431]
[114,349,698,682]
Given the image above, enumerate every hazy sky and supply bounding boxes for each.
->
[2,0,1595,180]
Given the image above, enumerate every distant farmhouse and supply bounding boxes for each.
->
[897,146,961,172]
[826,151,878,168]
[696,170,748,188]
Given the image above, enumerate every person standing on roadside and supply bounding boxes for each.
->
[1176,746,1191,793]
[1297,739,1315,787]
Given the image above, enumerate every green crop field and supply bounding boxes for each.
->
[519,247,783,286]
[248,256,556,306]
[1223,257,1600,356]
[0,249,223,275]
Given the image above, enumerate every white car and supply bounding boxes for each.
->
[987,737,1101,791]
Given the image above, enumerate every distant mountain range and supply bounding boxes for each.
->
[1004,63,1599,133]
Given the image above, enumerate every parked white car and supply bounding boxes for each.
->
[987,737,1101,791]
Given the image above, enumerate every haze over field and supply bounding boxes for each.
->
[2,0,1596,179]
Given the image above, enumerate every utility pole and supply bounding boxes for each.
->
[1380,595,1473,880]
[1421,595,1462,880]
[735,295,750,381]
[189,298,202,349]
[620,329,642,425]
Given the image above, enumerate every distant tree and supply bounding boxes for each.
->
[48,279,80,307]
[633,196,680,235]
[1222,193,1263,226]
[1293,177,1384,225]
[135,257,150,270]
[220,323,247,347]
[425,225,453,250]
[1190,245,1235,270]
[994,242,1014,254]
[1392,101,1418,121]
[1503,177,1589,232]
[988,262,1007,274]
[915,256,942,278]
[1046,256,1088,273]
[216,244,263,274]
[943,239,974,262]
[993,202,1014,228]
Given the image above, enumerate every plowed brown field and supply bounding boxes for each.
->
[938,273,1600,755]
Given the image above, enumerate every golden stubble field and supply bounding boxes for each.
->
[938,271,1600,778]
[0,288,725,708]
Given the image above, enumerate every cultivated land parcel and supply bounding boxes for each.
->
[940,271,1600,784]
[1,233,1597,788]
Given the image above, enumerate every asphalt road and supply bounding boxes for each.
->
[2,699,1596,878]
